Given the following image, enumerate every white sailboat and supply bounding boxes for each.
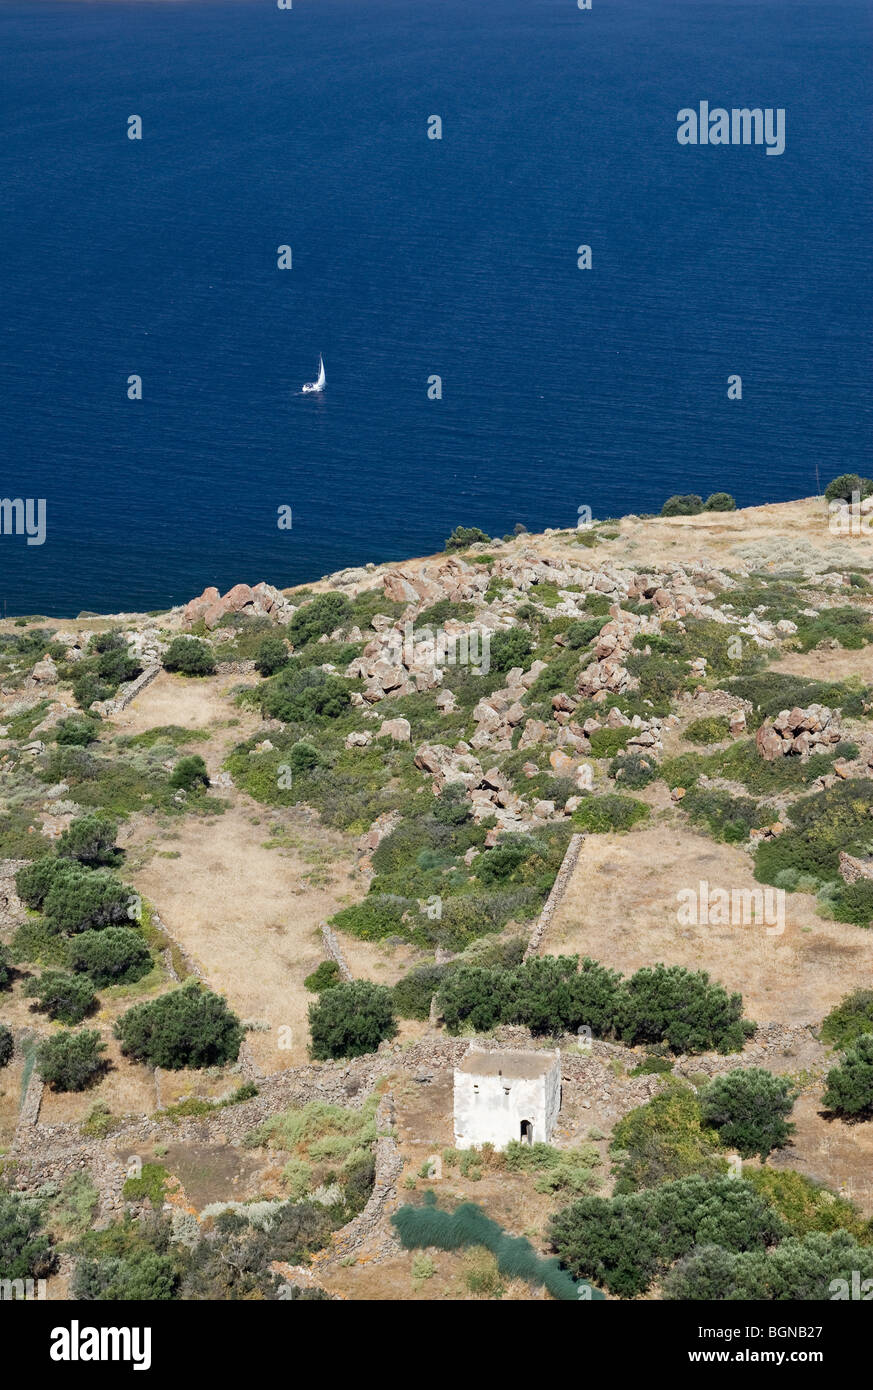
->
[302,354,325,394]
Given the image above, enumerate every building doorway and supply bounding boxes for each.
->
[520,1120,533,1144]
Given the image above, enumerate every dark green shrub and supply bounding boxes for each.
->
[663,1230,873,1301]
[57,813,118,867]
[820,991,873,1049]
[609,750,657,789]
[682,787,761,844]
[392,964,448,1020]
[114,982,243,1069]
[661,494,703,517]
[726,672,869,720]
[286,740,321,773]
[564,618,603,649]
[634,654,687,706]
[72,1225,178,1301]
[822,1034,873,1116]
[620,964,753,1054]
[0,943,11,990]
[163,637,216,676]
[43,867,133,935]
[416,599,476,627]
[755,780,873,887]
[578,593,610,616]
[0,1192,56,1281]
[793,606,873,653]
[55,716,99,746]
[588,727,633,758]
[432,782,471,826]
[488,628,533,673]
[68,928,153,986]
[685,715,731,744]
[261,665,350,723]
[704,492,736,511]
[330,895,413,942]
[517,955,624,1036]
[824,473,873,503]
[700,1068,796,1159]
[170,755,210,791]
[0,1023,13,1067]
[303,960,342,994]
[436,965,512,1033]
[37,1029,106,1091]
[829,879,873,928]
[444,526,491,552]
[473,838,534,885]
[549,1175,784,1298]
[25,970,96,1024]
[71,672,112,710]
[254,635,290,676]
[308,980,397,1060]
[287,593,352,647]
[437,955,623,1038]
[572,794,649,834]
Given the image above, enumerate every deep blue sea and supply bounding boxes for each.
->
[1,0,871,617]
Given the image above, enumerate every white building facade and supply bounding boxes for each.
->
[453,1046,561,1151]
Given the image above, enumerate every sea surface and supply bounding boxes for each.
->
[1,0,871,617]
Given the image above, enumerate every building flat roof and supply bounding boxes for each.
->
[457,1048,558,1081]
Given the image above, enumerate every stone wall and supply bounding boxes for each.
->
[524,832,585,959]
[320,922,354,982]
[0,859,27,927]
[321,1093,404,1264]
[95,663,161,716]
[215,660,257,676]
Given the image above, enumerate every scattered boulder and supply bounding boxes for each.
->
[755,705,841,760]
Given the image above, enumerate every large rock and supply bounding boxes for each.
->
[30,658,58,684]
[184,586,220,624]
[204,583,256,629]
[378,718,411,743]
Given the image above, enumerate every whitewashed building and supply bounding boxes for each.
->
[453,1046,562,1151]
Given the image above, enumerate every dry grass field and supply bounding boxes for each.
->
[545,823,873,1027]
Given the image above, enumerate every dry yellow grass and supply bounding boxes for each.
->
[545,824,873,1027]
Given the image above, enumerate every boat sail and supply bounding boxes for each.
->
[302,355,325,394]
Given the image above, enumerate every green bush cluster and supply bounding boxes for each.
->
[114,982,243,1069]
[303,960,342,993]
[549,1174,785,1297]
[820,990,873,1049]
[682,786,762,844]
[444,526,491,552]
[608,751,657,789]
[755,779,873,888]
[37,1029,106,1091]
[308,980,397,1060]
[572,793,650,833]
[287,592,352,647]
[822,1034,873,1117]
[436,955,752,1053]
[163,636,216,676]
[25,969,96,1024]
[685,715,731,744]
[699,1068,796,1159]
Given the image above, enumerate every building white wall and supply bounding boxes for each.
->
[453,1053,561,1151]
